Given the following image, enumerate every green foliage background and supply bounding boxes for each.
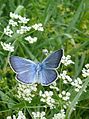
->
[0,0,89,119]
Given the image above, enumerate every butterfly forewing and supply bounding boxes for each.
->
[9,56,37,84]
[42,49,63,69]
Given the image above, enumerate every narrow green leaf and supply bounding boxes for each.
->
[20,42,38,62]
[67,0,84,33]
[65,77,89,119]
[15,5,24,14]
[74,54,85,78]
[44,0,56,25]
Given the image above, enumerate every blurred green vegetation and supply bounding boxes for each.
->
[0,0,89,119]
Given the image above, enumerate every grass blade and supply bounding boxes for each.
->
[65,77,89,119]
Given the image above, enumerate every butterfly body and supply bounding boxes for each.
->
[35,63,43,84]
[36,63,43,72]
[9,49,63,86]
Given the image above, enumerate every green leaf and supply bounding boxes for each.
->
[0,90,16,108]
[20,42,38,62]
[67,0,84,33]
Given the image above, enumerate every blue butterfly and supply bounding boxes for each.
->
[9,49,63,86]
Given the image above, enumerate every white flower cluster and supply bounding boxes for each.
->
[4,12,30,37]
[59,91,71,109]
[7,111,26,119]
[71,78,83,92]
[59,71,83,92]
[4,12,43,37]
[39,91,55,109]
[25,36,37,44]
[4,26,13,37]
[61,55,74,66]
[82,64,89,77]
[32,111,46,119]
[52,109,65,119]
[18,16,29,24]
[17,26,31,34]
[10,12,30,23]
[32,23,44,31]
[10,12,19,19]
[1,12,44,52]
[9,19,18,27]
[17,83,37,103]
[49,82,59,91]
[1,42,14,52]
[59,91,71,101]
[59,70,72,84]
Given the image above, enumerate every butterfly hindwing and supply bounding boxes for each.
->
[38,68,58,85]
[9,56,37,84]
[42,49,63,69]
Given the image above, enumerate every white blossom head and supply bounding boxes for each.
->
[1,42,14,52]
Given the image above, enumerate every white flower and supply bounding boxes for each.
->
[42,49,48,56]
[17,26,31,34]
[52,109,65,119]
[1,42,14,52]
[59,70,72,83]
[18,16,29,24]
[85,64,89,69]
[25,36,37,44]
[32,23,44,31]
[59,70,67,80]
[71,78,83,92]
[39,91,55,109]
[9,19,18,26]
[82,68,89,77]
[62,91,66,95]
[17,111,26,119]
[49,82,59,91]
[82,64,89,77]
[4,26,13,37]
[17,83,37,103]
[10,12,19,19]
[66,92,71,96]
[7,111,26,119]
[59,91,71,109]
[59,91,71,101]
[7,116,12,119]
[32,111,46,119]
[13,115,16,119]
[61,55,74,66]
